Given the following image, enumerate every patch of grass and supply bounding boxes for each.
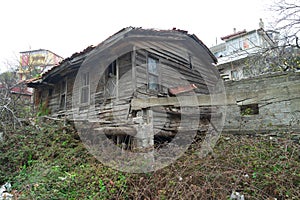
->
[0,119,299,199]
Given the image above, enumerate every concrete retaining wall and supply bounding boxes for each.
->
[222,72,300,134]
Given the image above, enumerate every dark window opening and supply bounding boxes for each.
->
[60,94,66,109]
[48,88,53,97]
[60,80,66,109]
[240,104,259,115]
[104,61,117,99]
[108,61,117,77]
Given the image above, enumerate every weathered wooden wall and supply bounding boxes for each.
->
[33,46,220,147]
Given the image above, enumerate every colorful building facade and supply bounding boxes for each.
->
[18,49,63,80]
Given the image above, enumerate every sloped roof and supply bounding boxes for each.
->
[0,83,32,96]
[27,27,217,86]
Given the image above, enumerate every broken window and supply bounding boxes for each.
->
[105,61,117,98]
[240,104,259,115]
[147,56,159,91]
[80,72,90,104]
[59,79,67,109]
[108,61,117,77]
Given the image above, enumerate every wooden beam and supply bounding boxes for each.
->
[94,126,137,135]
[131,94,236,110]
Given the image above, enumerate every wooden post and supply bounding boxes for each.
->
[135,109,154,148]
[131,46,137,92]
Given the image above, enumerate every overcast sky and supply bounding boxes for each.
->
[0,0,272,73]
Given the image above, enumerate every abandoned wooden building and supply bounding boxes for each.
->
[27,27,225,149]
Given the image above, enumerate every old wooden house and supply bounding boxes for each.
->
[27,27,224,149]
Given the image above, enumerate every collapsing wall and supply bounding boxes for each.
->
[223,72,300,134]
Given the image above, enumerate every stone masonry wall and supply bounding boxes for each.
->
[222,72,300,134]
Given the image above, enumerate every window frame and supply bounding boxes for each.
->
[231,70,239,80]
[147,56,160,91]
[59,78,67,110]
[80,72,90,105]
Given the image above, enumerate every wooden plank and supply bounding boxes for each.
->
[131,94,236,110]
[94,126,137,135]
[131,46,136,92]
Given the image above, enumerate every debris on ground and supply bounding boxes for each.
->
[230,191,245,200]
[0,182,13,200]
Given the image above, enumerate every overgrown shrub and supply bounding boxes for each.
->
[0,119,299,199]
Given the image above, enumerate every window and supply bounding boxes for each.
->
[147,57,159,91]
[240,104,259,115]
[48,88,53,97]
[231,70,239,80]
[249,34,258,48]
[80,72,90,104]
[105,61,117,98]
[59,79,67,109]
[228,40,240,53]
[108,61,117,77]
[243,39,249,49]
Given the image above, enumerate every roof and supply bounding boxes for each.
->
[221,29,247,41]
[27,27,217,86]
[0,83,32,96]
[19,49,64,60]
[10,86,32,96]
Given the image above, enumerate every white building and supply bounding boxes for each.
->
[210,21,279,81]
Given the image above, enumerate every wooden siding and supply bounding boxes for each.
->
[34,47,219,137]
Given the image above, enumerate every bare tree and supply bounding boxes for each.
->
[242,1,300,77]
[0,49,62,136]
[0,70,22,134]
[0,67,32,136]
[271,0,300,48]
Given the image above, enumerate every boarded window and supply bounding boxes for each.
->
[80,72,90,104]
[147,57,159,91]
[240,104,259,115]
